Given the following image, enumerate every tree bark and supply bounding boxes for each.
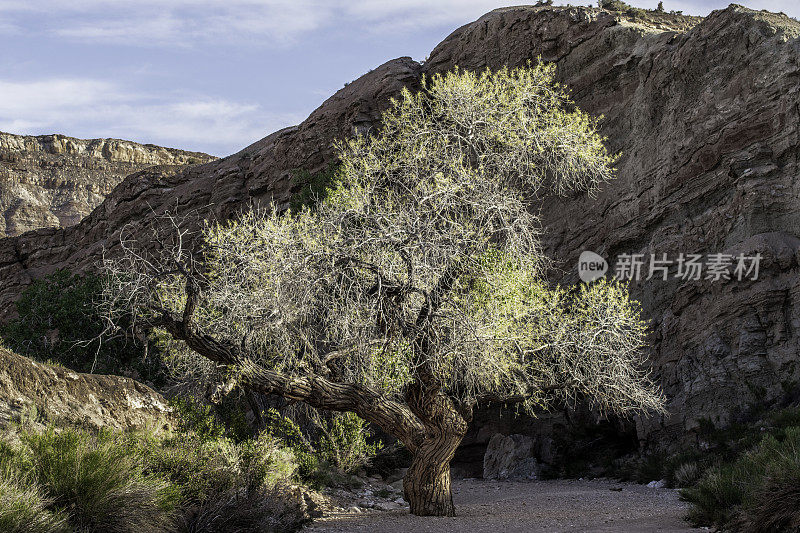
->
[402,382,469,517]
[403,430,464,516]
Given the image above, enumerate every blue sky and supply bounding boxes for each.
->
[1,1,797,156]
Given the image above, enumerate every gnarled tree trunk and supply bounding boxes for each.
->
[402,380,469,517]
[403,431,464,516]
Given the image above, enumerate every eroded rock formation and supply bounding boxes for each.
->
[0,131,214,237]
[0,346,171,431]
[0,4,798,449]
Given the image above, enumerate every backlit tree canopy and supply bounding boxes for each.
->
[103,62,665,517]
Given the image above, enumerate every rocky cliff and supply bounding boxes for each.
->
[0,131,214,237]
[0,4,798,449]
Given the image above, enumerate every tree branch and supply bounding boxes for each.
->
[153,299,427,451]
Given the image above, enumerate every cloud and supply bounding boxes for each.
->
[1,1,798,48]
[0,77,302,155]
[0,0,334,47]
[0,1,600,47]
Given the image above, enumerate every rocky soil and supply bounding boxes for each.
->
[0,4,798,456]
[305,478,694,533]
[0,131,214,237]
[0,346,171,432]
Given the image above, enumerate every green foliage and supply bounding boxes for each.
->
[673,461,701,488]
[116,63,663,418]
[0,472,69,533]
[612,447,707,486]
[682,427,800,529]
[136,429,304,532]
[3,428,176,532]
[263,409,381,487]
[672,405,800,530]
[597,0,652,17]
[316,412,383,474]
[0,423,305,533]
[598,0,633,11]
[0,270,164,382]
[128,429,295,505]
[169,397,227,443]
[289,162,340,212]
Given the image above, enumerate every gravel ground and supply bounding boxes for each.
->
[305,478,700,533]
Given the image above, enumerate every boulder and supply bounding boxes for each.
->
[483,433,541,480]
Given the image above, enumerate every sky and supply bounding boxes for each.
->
[0,1,797,157]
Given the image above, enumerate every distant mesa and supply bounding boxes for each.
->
[0,131,215,238]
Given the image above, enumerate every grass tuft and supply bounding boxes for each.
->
[0,472,69,533]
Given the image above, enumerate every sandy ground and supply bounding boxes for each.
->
[305,478,701,533]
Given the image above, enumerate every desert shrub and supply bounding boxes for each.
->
[169,396,227,444]
[740,469,800,532]
[262,409,330,486]
[12,428,177,532]
[315,412,383,474]
[673,462,701,488]
[598,0,632,11]
[682,426,800,530]
[0,471,69,533]
[262,408,381,487]
[125,426,303,531]
[175,485,308,533]
[289,163,340,212]
[237,432,298,489]
[0,424,306,533]
[0,270,165,383]
[130,432,240,504]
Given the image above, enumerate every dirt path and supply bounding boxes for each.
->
[305,478,699,533]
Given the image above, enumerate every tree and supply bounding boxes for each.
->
[103,63,665,517]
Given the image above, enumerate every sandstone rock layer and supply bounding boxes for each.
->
[0,131,214,237]
[0,346,171,431]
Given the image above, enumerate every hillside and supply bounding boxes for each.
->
[0,131,214,237]
[0,345,170,432]
[0,3,798,452]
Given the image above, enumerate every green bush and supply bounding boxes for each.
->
[4,428,177,532]
[262,408,381,487]
[130,432,239,504]
[742,468,800,532]
[673,461,701,488]
[238,432,298,489]
[169,397,227,444]
[682,426,800,530]
[0,424,307,533]
[123,426,302,531]
[0,270,165,383]
[315,412,383,475]
[289,163,340,212]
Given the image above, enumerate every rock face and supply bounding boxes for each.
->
[0,131,214,237]
[0,346,171,431]
[0,4,798,450]
[483,434,540,481]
